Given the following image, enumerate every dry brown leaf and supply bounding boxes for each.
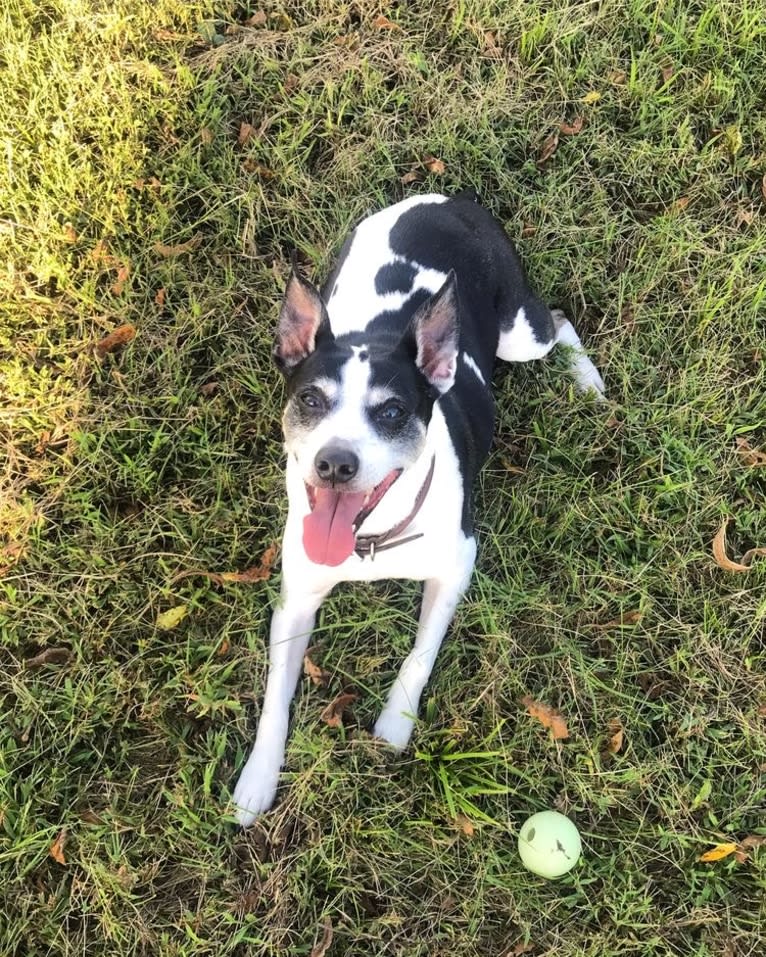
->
[153,234,202,258]
[242,160,276,178]
[593,610,643,630]
[111,263,130,296]
[560,116,584,136]
[304,654,330,687]
[25,647,71,669]
[373,14,401,30]
[608,69,627,84]
[671,196,690,212]
[521,221,536,238]
[483,31,502,58]
[454,814,475,837]
[310,919,333,957]
[400,170,423,185]
[522,695,569,740]
[49,829,67,865]
[698,842,738,862]
[245,11,267,27]
[284,73,299,93]
[172,543,278,586]
[238,122,255,147]
[154,287,166,307]
[536,133,559,166]
[604,717,624,755]
[78,809,104,825]
[661,61,674,83]
[505,944,535,956]
[423,155,446,174]
[199,381,219,397]
[95,323,136,357]
[735,437,766,467]
[712,519,766,572]
[321,692,357,728]
[62,223,78,243]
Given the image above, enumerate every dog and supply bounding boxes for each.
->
[232,191,604,826]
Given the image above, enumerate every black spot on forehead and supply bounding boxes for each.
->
[374,261,417,296]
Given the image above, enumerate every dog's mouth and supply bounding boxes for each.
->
[302,469,402,566]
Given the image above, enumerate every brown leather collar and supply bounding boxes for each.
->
[354,456,436,560]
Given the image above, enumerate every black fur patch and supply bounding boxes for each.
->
[374,261,417,296]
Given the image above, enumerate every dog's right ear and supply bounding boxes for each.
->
[273,268,330,372]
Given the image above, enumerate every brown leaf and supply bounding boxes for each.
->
[62,223,78,243]
[320,692,357,728]
[423,155,446,174]
[110,262,130,296]
[483,31,502,58]
[238,122,255,147]
[505,944,535,956]
[79,808,104,825]
[373,14,401,30]
[741,834,766,850]
[95,323,136,357]
[454,814,475,837]
[698,842,738,862]
[199,381,219,397]
[608,69,627,85]
[593,610,643,630]
[604,717,624,755]
[284,73,299,93]
[200,126,214,145]
[304,654,330,687]
[400,170,423,185]
[217,637,231,656]
[522,695,569,740]
[153,234,202,258]
[735,437,766,467]
[712,519,766,572]
[154,287,166,307]
[661,60,674,83]
[521,221,536,238]
[245,11,267,27]
[49,829,67,865]
[536,133,559,166]
[310,919,333,957]
[25,647,71,669]
[173,543,278,586]
[560,116,584,136]
[671,196,690,212]
[242,160,276,178]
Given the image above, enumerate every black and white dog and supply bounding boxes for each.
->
[233,192,604,826]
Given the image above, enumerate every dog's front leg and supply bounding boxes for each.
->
[374,540,477,750]
[232,584,328,827]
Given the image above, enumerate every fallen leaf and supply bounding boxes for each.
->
[505,944,535,956]
[671,196,690,212]
[373,14,401,30]
[522,695,569,740]
[536,133,559,166]
[712,519,766,573]
[172,543,279,586]
[660,61,674,83]
[238,122,255,147]
[110,263,130,296]
[608,69,627,84]
[735,207,755,227]
[153,234,202,258]
[62,223,78,243]
[741,834,766,851]
[321,692,358,728]
[199,381,219,397]
[454,814,475,837]
[581,90,602,104]
[49,829,67,865]
[78,809,104,825]
[310,919,333,957]
[242,160,276,178]
[25,647,71,669]
[560,116,584,136]
[423,155,446,174]
[735,437,766,467]
[400,170,423,185]
[245,11,267,27]
[200,127,214,145]
[698,842,738,863]
[483,31,502,58]
[154,287,166,307]
[304,654,330,687]
[156,605,188,631]
[218,638,230,656]
[284,73,299,93]
[604,717,624,754]
[95,323,136,357]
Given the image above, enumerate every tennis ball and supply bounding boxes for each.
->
[517,811,582,878]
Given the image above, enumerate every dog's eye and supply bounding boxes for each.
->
[299,390,324,410]
[376,401,407,423]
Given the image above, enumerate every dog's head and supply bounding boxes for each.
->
[273,267,459,566]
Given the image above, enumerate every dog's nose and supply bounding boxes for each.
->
[314,445,359,485]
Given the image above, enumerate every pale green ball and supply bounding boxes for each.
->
[517,811,582,878]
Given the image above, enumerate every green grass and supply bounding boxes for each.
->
[2,0,766,954]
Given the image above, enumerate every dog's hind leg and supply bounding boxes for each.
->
[232,583,329,827]
[373,537,477,750]
[496,300,605,398]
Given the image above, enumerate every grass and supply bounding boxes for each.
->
[1,0,766,954]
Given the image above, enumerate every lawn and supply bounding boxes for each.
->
[1,0,766,954]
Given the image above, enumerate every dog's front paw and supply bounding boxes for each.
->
[232,753,281,827]
[373,709,415,752]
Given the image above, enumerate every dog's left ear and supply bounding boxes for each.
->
[411,270,460,394]
[274,267,330,372]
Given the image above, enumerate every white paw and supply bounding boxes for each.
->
[573,355,606,399]
[373,709,416,752]
[232,752,282,827]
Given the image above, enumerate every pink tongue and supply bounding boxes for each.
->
[303,489,367,566]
